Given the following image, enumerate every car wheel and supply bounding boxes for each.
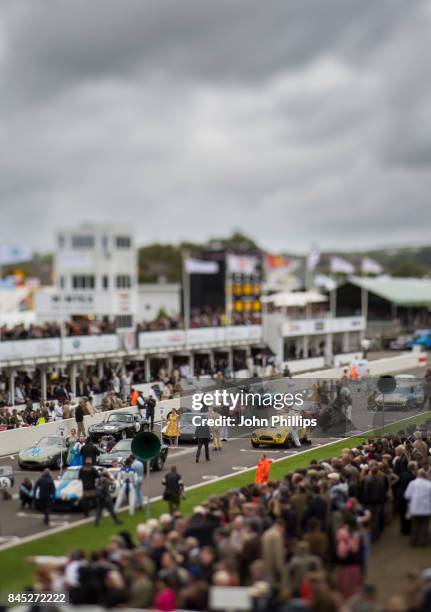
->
[251,441,260,448]
[154,455,165,471]
[18,462,26,470]
[51,456,62,470]
[283,438,292,448]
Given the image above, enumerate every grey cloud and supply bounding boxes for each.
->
[0,0,430,253]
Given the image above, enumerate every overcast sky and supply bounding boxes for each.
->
[1,0,431,254]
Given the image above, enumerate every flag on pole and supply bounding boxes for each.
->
[314,274,336,291]
[0,244,33,266]
[184,258,219,274]
[361,257,383,275]
[306,249,320,271]
[330,256,354,274]
[226,254,258,275]
[264,255,300,288]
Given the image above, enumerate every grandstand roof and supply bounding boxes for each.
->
[349,276,431,307]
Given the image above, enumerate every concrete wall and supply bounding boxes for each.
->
[0,399,180,457]
[296,351,426,380]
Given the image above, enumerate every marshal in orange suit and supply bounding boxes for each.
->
[255,454,273,485]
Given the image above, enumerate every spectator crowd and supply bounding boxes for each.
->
[0,319,116,341]
[24,419,431,611]
[138,308,261,331]
[1,308,262,342]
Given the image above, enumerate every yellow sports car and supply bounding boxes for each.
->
[251,426,311,448]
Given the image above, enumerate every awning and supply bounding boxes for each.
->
[348,276,431,307]
[261,290,328,307]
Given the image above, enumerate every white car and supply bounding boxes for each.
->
[374,375,424,411]
[51,466,120,510]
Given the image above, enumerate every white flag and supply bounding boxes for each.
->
[330,256,354,274]
[226,254,258,274]
[361,257,383,275]
[314,274,336,291]
[0,244,33,265]
[306,249,320,271]
[185,258,219,274]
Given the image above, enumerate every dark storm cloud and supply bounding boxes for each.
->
[2,0,411,100]
[0,0,431,252]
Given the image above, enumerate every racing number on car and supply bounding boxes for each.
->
[0,477,12,489]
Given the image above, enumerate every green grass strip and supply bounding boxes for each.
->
[1,410,430,591]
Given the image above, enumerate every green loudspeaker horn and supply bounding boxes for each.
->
[131,431,161,462]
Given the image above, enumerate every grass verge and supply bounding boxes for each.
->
[1,410,430,591]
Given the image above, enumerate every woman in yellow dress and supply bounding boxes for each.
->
[165,408,180,447]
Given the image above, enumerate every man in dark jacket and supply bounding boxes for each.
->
[361,465,387,541]
[75,401,85,437]
[195,411,211,463]
[35,468,56,525]
[145,396,156,432]
[162,466,183,513]
[79,458,99,517]
[302,485,328,530]
[80,439,100,465]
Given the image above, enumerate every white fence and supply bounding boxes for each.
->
[138,325,262,351]
[0,326,263,365]
[281,315,365,337]
[0,335,119,362]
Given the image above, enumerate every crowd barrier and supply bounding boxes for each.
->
[0,399,179,457]
[297,350,426,379]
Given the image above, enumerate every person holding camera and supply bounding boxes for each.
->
[95,469,122,526]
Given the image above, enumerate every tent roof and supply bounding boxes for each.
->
[262,290,328,307]
[349,276,431,307]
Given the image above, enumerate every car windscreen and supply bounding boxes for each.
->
[395,384,419,395]
[112,440,132,452]
[180,414,195,424]
[61,470,80,480]
[36,437,63,446]
[107,414,132,423]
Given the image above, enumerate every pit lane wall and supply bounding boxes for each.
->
[0,401,174,457]
[296,350,426,379]
[1,351,426,456]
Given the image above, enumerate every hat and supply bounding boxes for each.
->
[193,505,207,515]
[327,472,340,481]
[159,513,172,525]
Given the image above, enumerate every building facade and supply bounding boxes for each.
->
[36,223,137,328]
